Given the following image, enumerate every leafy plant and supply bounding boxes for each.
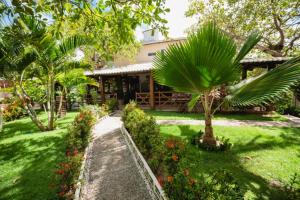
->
[66,109,96,151]
[164,169,244,200]
[153,22,300,148]
[104,99,119,112]
[2,97,26,122]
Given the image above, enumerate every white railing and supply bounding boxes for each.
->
[120,125,167,200]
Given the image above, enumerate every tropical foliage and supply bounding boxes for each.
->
[0,0,169,131]
[153,22,300,146]
[186,0,300,57]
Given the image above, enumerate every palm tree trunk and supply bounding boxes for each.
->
[201,92,217,146]
[17,76,48,132]
[57,87,66,118]
[47,70,56,130]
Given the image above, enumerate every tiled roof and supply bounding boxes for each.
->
[85,57,290,76]
[84,62,153,76]
[240,57,290,64]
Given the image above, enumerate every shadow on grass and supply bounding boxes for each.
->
[0,113,77,200]
[165,125,300,200]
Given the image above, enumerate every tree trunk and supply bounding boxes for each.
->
[47,70,56,130]
[201,92,217,146]
[202,113,217,145]
[57,87,66,118]
[16,78,48,132]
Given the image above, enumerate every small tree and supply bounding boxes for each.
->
[153,23,300,146]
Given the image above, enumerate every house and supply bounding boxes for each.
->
[85,29,290,112]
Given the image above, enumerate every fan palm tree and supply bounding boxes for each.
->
[153,23,300,146]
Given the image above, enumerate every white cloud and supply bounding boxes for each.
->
[135,0,197,40]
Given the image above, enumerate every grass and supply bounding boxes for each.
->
[145,110,288,121]
[0,112,77,200]
[160,125,300,199]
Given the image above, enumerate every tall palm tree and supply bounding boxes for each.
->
[0,15,91,131]
[153,23,300,146]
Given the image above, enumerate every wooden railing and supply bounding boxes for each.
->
[136,91,191,108]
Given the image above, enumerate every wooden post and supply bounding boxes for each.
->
[149,74,155,109]
[241,68,247,80]
[100,76,106,104]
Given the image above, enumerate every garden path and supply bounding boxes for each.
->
[81,116,152,200]
[156,118,300,127]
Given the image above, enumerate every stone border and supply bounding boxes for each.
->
[120,125,167,200]
[74,115,109,200]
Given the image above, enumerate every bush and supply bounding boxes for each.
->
[80,105,108,119]
[66,109,96,151]
[90,88,99,105]
[55,151,83,200]
[124,107,160,159]
[164,169,244,200]
[104,99,118,112]
[284,106,300,118]
[56,108,97,199]
[1,97,26,122]
[274,92,293,114]
[121,101,137,122]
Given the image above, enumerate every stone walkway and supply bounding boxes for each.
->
[81,116,152,200]
[157,118,300,127]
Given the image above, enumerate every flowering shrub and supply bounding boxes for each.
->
[55,150,82,200]
[1,97,26,122]
[123,106,161,159]
[164,137,185,175]
[55,108,98,199]
[66,109,96,151]
[164,169,244,200]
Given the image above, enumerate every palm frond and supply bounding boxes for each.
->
[234,31,262,63]
[226,57,300,106]
[57,35,92,58]
[187,94,201,111]
[153,22,240,93]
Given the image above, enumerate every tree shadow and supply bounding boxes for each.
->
[170,125,300,199]
[0,114,76,200]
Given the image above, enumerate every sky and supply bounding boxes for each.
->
[135,0,197,40]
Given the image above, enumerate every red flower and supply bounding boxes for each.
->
[167,176,174,183]
[166,140,175,149]
[171,154,179,161]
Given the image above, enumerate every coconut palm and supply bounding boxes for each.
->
[153,23,300,146]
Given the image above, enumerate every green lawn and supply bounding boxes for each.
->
[0,112,77,200]
[145,110,288,121]
[160,125,300,199]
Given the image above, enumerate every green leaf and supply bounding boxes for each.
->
[188,94,201,111]
[227,57,300,106]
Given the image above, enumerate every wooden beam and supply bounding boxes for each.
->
[149,74,155,109]
[100,76,106,104]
